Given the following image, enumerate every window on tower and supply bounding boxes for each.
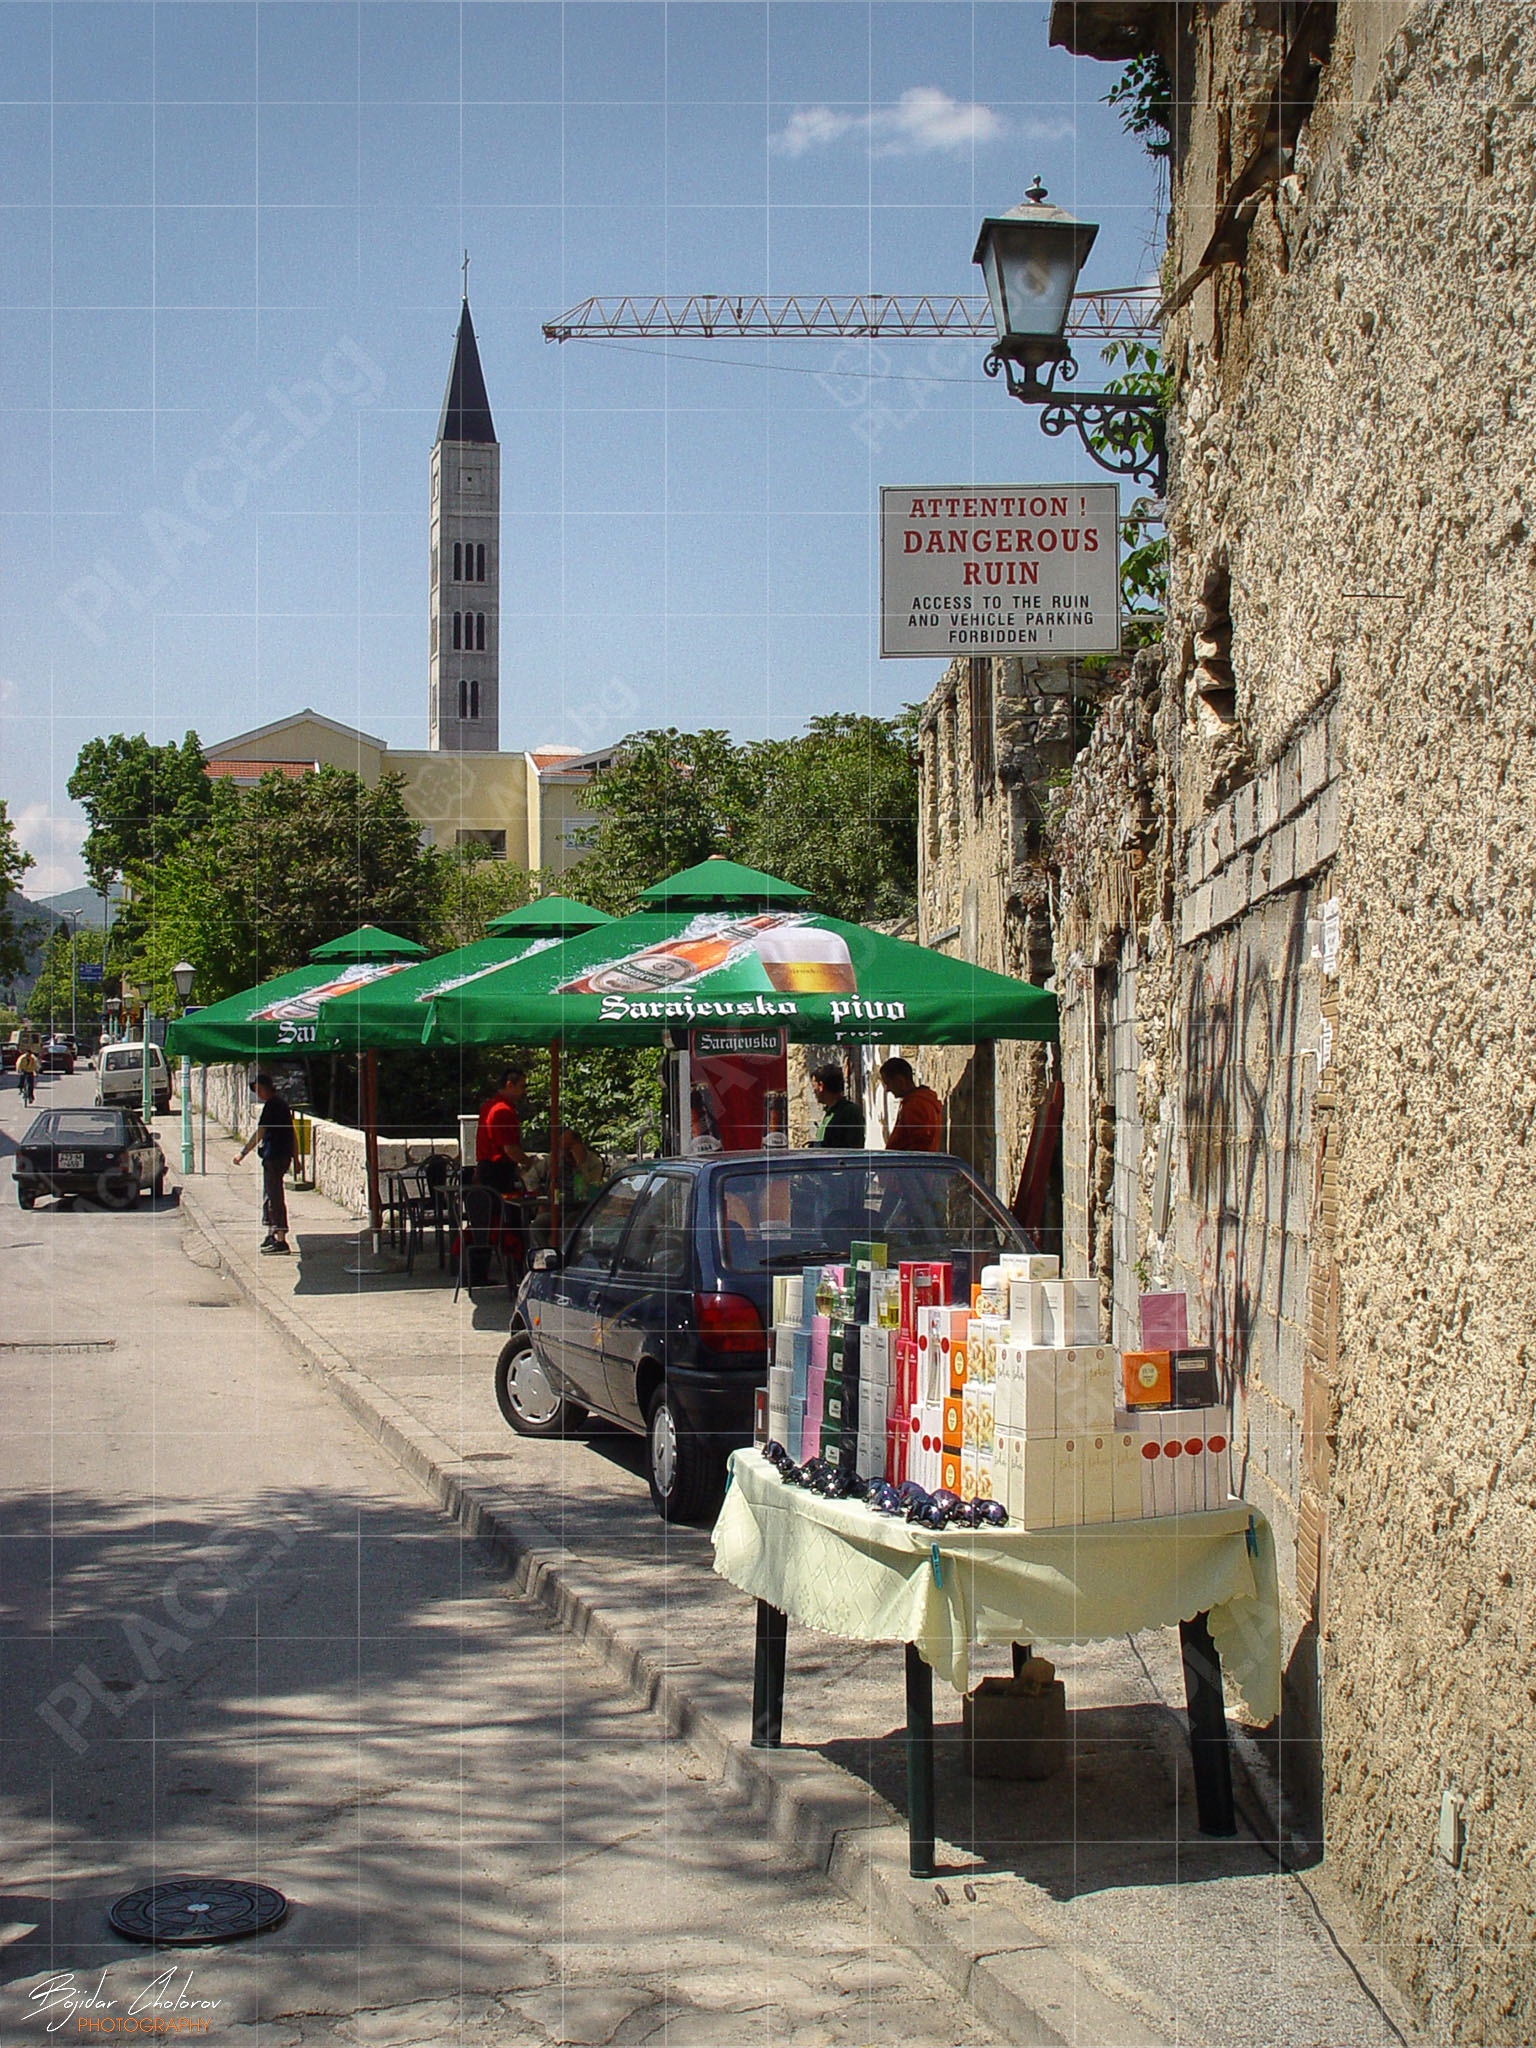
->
[452,613,462,650]
[458,678,468,720]
[431,616,438,655]
[476,543,486,582]
[471,679,480,718]
[453,541,462,581]
[475,612,486,651]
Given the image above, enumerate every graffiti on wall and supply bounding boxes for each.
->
[1180,895,1310,1397]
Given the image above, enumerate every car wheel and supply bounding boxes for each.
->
[99,1174,137,1212]
[154,1167,167,1198]
[16,1186,34,1210]
[645,1384,722,1525]
[494,1333,587,1439]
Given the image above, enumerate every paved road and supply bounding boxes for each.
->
[0,1069,999,2045]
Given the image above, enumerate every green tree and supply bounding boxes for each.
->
[0,798,37,983]
[122,766,443,1009]
[68,731,213,892]
[23,923,105,1032]
[574,717,920,922]
[573,729,761,913]
[740,713,918,923]
[432,845,533,950]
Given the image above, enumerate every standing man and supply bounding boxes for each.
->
[879,1057,944,1152]
[474,1067,530,1194]
[237,1073,295,1255]
[809,1063,864,1147]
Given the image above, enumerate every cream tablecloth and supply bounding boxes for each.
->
[712,1449,1281,1723]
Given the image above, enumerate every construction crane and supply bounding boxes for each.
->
[542,288,1159,346]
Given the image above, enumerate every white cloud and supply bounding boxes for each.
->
[774,87,1016,159]
[14,804,86,899]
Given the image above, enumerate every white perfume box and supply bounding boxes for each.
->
[1173,1412,1201,1515]
[1203,1407,1233,1508]
[1141,1412,1173,1518]
[1020,1347,1058,1437]
[980,1315,1004,1382]
[1008,1433,1056,1529]
[1000,1252,1060,1281]
[1056,1345,1117,1432]
[783,1275,805,1326]
[960,1448,979,1499]
[1009,1280,1053,1346]
[1053,1435,1085,1528]
[1081,1431,1115,1524]
[1111,1427,1145,1521]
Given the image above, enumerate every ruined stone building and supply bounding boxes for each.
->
[914,3,1536,2036]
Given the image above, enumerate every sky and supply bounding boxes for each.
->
[0,0,1163,896]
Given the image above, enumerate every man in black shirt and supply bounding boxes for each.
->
[237,1073,296,1255]
[810,1063,864,1147]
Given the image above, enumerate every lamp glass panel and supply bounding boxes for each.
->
[995,223,1081,341]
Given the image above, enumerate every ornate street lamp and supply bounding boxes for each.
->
[171,960,196,1006]
[974,178,1166,494]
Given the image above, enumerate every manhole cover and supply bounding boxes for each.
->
[108,1878,288,1945]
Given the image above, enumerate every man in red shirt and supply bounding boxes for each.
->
[880,1057,944,1152]
[474,1068,529,1193]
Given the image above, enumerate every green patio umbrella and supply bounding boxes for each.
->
[315,895,612,1051]
[418,861,1058,1049]
[165,926,429,1065]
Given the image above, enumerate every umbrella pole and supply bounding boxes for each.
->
[364,1049,384,1240]
[548,1041,562,1249]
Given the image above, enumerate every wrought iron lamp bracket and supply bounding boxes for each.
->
[984,347,1166,495]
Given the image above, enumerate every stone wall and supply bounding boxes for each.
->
[916,652,1121,1199]
[195,1063,458,1218]
[1046,1,1536,2033]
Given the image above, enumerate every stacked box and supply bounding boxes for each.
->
[1140,1291,1189,1351]
[1056,1345,1117,1432]
[999,1251,1059,1283]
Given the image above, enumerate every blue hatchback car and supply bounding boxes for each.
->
[497,1149,1032,1521]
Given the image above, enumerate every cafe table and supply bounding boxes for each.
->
[711,1448,1281,1877]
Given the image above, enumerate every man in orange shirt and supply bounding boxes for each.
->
[880,1058,944,1152]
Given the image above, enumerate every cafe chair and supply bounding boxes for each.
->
[455,1179,509,1302]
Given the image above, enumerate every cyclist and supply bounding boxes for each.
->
[15,1045,39,1107]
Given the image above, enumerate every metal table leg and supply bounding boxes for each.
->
[905,1643,936,1878]
[751,1601,787,1748]
[1180,1611,1237,1837]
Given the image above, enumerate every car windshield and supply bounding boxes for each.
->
[31,1111,124,1142]
[713,1158,1024,1273]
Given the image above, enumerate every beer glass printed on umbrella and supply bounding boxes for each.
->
[753,922,856,995]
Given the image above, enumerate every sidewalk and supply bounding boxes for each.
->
[180,1138,1416,2048]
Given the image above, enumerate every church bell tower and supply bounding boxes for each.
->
[429,296,499,752]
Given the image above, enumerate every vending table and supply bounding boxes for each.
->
[712,1448,1281,1877]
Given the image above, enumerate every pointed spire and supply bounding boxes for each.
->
[437,298,496,445]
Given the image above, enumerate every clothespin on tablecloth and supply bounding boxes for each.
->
[1245,1514,1258,1558]
[930,1543,943,1588]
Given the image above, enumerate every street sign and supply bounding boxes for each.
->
[78,964,104,984]
[879,483,1120,656]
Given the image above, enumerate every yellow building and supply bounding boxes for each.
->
[203,711,611,878]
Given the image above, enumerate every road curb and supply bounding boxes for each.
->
[179,1184,1168,2047]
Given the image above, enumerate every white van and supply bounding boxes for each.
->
[97,1042,172,1115]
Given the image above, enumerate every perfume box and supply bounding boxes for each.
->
[1038,1279,1100,1347]
[850,1239,889,1270]
[1053,1435,1085,1528]
[1054,1345,1116,1432]
[1122,1350,1172,1407]
[810,1316,829,1375]
[943,1390,964,1463]
[1020,1346,1060,1438]
[1080,1430,1115,1524]
[1015,1434,1057,1528]
[1140,1291,1189,1351]
[1111,1425,1144,1521]
[971,1450,996,1501]
[999,1252,1060,1281]
[1008,1280,1052,1346]
[979,1315,1004,1383]
[899,1260,949,1336]
[960,1448,978,1499]
[842,1322,861,1385]
[909,1402,944,1490]
[1172,1348,1219,1408]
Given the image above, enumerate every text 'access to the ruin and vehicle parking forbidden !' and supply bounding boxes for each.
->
[879,484,1120,656]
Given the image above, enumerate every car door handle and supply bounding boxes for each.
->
[553,1294,571,1307]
